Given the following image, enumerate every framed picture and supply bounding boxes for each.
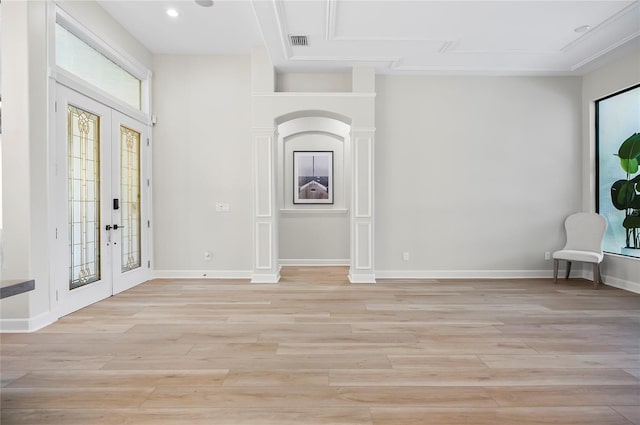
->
[293,151,333,204]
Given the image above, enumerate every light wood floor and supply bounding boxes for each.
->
[1,266,640,424]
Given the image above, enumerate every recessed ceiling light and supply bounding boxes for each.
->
[195,0,214,7]
[166,8,179,18]
[574,25,591,33]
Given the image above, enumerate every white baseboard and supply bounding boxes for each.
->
[152,270,252,279]
[279,259,350,266]
[250,272,281,284]
[581,270,640,294]
[601,276,640,294]
[374,269,639,294]
[348,272,376,283]
[0,311,57,333]
[149,268,638,293]
[374,270,553,279]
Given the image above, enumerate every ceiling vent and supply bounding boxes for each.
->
[289,35,308,46]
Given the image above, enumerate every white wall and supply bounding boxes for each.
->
[375,76,583,277]
[276,73,352,92]
[279,213,349,261]
[1,0,34,318]
[582,43,640,289]
[152,55,253,276]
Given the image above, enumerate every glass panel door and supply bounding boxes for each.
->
[55,85,150,316]
[56,85,113,316]
[111,111,149,294]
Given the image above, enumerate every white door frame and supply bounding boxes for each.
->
[53,84,151,317]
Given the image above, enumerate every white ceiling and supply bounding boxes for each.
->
[97,0,640,75]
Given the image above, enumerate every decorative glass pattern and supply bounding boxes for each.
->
[68,105,101,289]
[120,125,141,272]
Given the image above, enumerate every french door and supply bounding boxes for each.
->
[54,84,150,316]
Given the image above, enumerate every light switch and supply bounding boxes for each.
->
[216,203,230,212]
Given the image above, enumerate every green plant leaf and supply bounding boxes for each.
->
[618,133,640,160]
[611,180,630,210]
[620,158,639,174]
[621,181,637,206]
[623,215,640,229]
[616,180,636,208]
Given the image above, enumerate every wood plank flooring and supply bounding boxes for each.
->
[1,266,639,424]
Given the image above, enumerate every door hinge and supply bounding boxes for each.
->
[56,290,59,301]
[147,260,151,269]
[147,178,150,187]
[54,101,57,112]
[147,138,150,147]
[55,228,58,239]
[147,220,150,228]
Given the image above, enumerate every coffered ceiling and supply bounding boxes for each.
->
[96,0,640,75]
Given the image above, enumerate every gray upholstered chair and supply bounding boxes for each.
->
[553,212,607,288]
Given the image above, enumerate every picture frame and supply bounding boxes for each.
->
[293,151,333,204]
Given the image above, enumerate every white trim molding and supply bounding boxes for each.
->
[280,208,349,215]
[375,270,556,279]
[0,311,57,333]
[279,259,350,266]
[255,222,274,270]
[255,136,274,218]
[152,270,252,280]
[348,272,376,284]
[251,272,282,284]
[374,269,640,294]
[594,272,640,294]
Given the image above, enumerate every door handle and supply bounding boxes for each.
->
[105,225,112,231]
[113,224,125,230]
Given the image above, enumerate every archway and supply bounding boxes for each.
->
[251,93,375,284]
[277,116,351,267]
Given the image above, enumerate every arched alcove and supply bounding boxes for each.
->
[251,84,375,284]
[275,110,352,126]
[277,116,351,265]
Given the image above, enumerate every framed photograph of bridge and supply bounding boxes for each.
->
[293,151,333,204]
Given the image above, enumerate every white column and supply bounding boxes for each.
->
[251,129,280,283]
[349,128,375,283]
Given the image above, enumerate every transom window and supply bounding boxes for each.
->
[55,23,142,110]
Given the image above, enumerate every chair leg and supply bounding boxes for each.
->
[565,261,572,280]
[593,263,601,289]
[553,259,559,284]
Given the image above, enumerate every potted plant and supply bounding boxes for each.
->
[611,132,640,249]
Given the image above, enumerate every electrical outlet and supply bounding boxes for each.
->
[403,252,409,261]
[204,250,212,261]
[544,251,551,260]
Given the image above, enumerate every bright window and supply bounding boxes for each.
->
[56,23,141,110]
[596,84,640,258]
